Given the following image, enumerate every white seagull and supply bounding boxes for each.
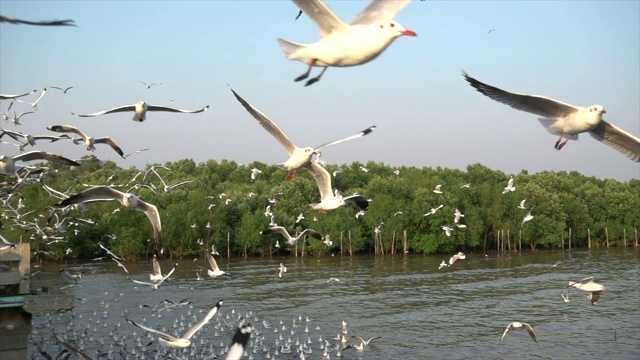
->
[150,255,164,281]
[206,253,230,277]
[55,186,162,253]
[261,226,323,246]
[230,88,375,179]
[438,260,449,270]
[449,252,466,265]
[225,324,253,360]
[463,71,640,162]
[521,207,534,228]
[501,322,537,343]
[518,199,527,209]
[72,101,209,122]
[568,277,606,305]
[47,124,125,158]
[146,166,194,192]
[304,162,369,211]
[280,0,416,86]
[278,262,287,278]
[0,151,79,177]
[453,208,465,223]
[0,89,37,100]
[50,85,77,94]
[433,184,443,194]
[502,177,515,194]
[127,264,176,290]
[441,226,454,237]
[250,167,262,181]
[423,204,444,217]
[127,300,223,349]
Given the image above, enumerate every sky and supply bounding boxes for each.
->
[1,1,639,182]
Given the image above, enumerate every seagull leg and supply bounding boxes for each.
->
[554,129,569,150]
[305,67,327,87]
[295,59,317,82]
[557,137,570,150]
[286,171,295,181]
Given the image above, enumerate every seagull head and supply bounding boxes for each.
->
[377,20,417,37]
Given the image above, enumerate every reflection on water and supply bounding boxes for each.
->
[28,248,640,359]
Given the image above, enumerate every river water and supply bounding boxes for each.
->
[27,248,639,359]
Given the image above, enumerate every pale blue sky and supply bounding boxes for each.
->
[1,1,638,181]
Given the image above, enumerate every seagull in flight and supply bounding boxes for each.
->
[150,255,164,281]
[0,151,79,177]
[261,226,323,246]
[279,0,416,86]
[0,15,76,26]
[206,253,230,278]
[518,199,527,209]
[501,322,537,343]
[521,207,534,228]
[72,101,209,122]
[47,124,125,158]
[50,85,77,94]
[568,277,606,305]
[449,252,466,265]
[127,264,176,290]
[230,88,375,179]
[127,300,223,348]
[136,81,162,89]
[304,162,369,211]
[463,71,640,162]
[502,177,515,194]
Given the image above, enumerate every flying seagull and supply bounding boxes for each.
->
[0,15,76,26]
[261,226,323,246]
[502,177,515,194]
[50,85,77,94]
[0,151,79,177]
[279,0,416,86]
[304,162,369,211]
[230,88,375,179]
[150,255,164,281]
[501,322,537,342]
[136,81,162,89]
[0,89,37,100]
[463,71,640,162]
[225,324,253,360]
[206,253,230,278]
[72,101,209,122]
[568,277,606,305]
[55,186,162,254]
[47,124,125,158]
[127,264,176,290]
[521,207,534,228]
[449,251,466,265]
[127,300,223,349]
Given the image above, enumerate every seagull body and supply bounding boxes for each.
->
[278,262,287,278]
[295,212,305,223]
[433,184,443,194]
[453,208,465,223]
[305,162,369,211]
[55,186,162,253]
[449,252,466,265]
[348,335,381,351]
[441,226,454,237]
[136,81,162,89]
[230,88,375,179]
[463,71,640,162]
[521,207,534,227]
[561,291,570,303]
[502,177,515,194]
[127,264,176,290]
[518,199,527,209]
[206,253,230,277]
[280,0,416,86]
[150,255,164,281]
[261,226,323,246]
[438,260,449,269]
[16,87,47,108]
[226,324,253,360]
[0,129,70,148]
[423,204,444,217]
[0,151,79,177]
[501,322,537,342]
[568,277,606,305]
[250,167,262,181]
[99,243,120,260]
[47,124,125,158]
[128,300,223,349]
[72,101,209,122]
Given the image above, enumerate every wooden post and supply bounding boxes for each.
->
[635,228,638,248]
[392,230,396,255]
[349,231,352,256]
[623,228,627,247]
[301,239,305,258]
[340,231,343,256]
[227,232,230,260]
[403,229,408,255]
[568,228,572,250]
[507,229,510,252]
[605,227,609,248]
[587,228,591,249]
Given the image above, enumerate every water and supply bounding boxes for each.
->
[28,248,640,359]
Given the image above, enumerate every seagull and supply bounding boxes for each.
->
[60,269,84,284]
[230,88,376,179]
[250,167,262,181]
[146,166,194,192]
[463,71,640,162]
[355,210,366,219]
[518,199,527,209]
[501,322,537,343]
[393,211,404,216]
[99,243,121,260]
[264,205,273,217]
[124,147,150,158]
[305,162,369,211]
[0,234,18,250]
[0,129,70,148]
[438,260,449,269]
[150,255,164,281]
[449,252,466,265]
[568,277,606,305]
[359,165,369,173]
[453,208,465,223]
[296,212,305,223]
[521,207,534,227]
[206,253,230,277]
[55,335,93,360]
[72,101,209,122]
[16,87,46,108]
[0,151,80,177]
[112,257,130,274]
[423,204,444,217]
[279,0,416,86]
[278,262,287,278]
[10,110,35,125]
[323,234,333,247]
[393,169,400,176]
[225,324,253,360]
[441,226,454,237]
[0,15,76,26]
[47,124,125,158]
[127,300,223,349]
[433,184,443,194]
[269,214,277,227]
[0,89,37,100]
[127,264,176,290]
[136,81,162,89]
[261,226,323,246]
[561,291,570,303]
[502,177,515,194]
[348,335,381,351]
[460,183,471,188]
[50,85,77,94]
[327,277,340,283]
[55,186,162,253]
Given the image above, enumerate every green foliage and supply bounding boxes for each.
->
[2,158,638,260]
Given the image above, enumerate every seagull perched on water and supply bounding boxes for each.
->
[47,124,125,158]
[280,0,417,86]
[127,300,223,349]
[206,253,230,278]
[463,71,640,162]
[261,226,323,246]
[0,151,79,177]
[72,101,209,122]
[501,322,537,343]
[305,162,369,211]
[230,88,375,180]
[55,186,162,254]
[568,277,606,305]
[347,335,381,351]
